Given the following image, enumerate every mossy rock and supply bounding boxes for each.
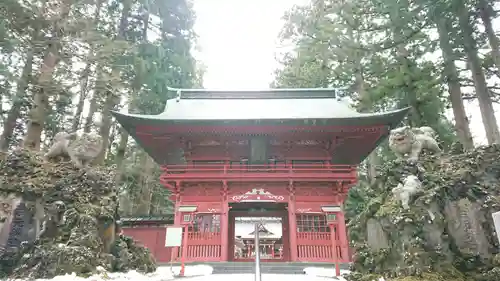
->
[0,149,157,278]
[346,145,500,280]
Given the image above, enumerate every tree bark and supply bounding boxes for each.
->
[135,155,155,215]
[457,0,500,144]
[478,0,500,72]
[83,79,100,133]
[71,0,103,132]
[95,0,132,163]
[114,8,149,172]
[356,70,378,183]
[0,51,34,151]
[0,83,3,124]
[353,48,377,182]
[72,61,91,132]
[23,0,72,150]
[340,4,379,183]
[435,17,474,149]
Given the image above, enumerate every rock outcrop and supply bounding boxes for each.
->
[346,145,500,281]
[0,149,156,279]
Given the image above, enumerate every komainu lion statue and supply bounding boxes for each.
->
[44,131,103,168]
[388,126,441,161]
[392,174,422,209]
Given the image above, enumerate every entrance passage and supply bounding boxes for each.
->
[228,202,289,262]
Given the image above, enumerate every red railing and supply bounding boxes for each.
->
[296,232,346,262]
[160,164,356,182]
[295,215,348,263]
[183,231,222,261]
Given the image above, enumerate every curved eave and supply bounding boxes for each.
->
[111,107,409,128]
[111,107,409,165]
[121,216,174,226]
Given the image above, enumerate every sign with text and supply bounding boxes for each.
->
[492,211,500,245]
[165,226,183,247]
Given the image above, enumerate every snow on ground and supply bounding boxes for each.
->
[304,267,351,280]
[169,264,213,277]
[178,274,337,281]
[5,265,213,281]
[304,267,385,281]
[4,265,387,281]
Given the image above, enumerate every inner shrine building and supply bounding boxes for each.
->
[112,88,408,264]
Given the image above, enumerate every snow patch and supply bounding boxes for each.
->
[4,265,213,281]
[304,267,385,281]
[171,274,347,281]
[170,264,214,277]
[303,267,351,280]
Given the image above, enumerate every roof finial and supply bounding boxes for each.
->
[176,90,181,102]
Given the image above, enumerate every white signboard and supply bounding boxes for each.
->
[492,211,500,245]
[165,226,183,247]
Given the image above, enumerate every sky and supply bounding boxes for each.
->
[192,0,308,89]
[192,0,499,145]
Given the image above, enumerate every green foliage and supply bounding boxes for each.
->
[274,0,454,137]
[0,0,199,215]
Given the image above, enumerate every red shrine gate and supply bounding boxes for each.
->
[113,88,409,264]
[164,182,353,263]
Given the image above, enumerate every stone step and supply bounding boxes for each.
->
[209,262,350,275]
[161,261,350,275]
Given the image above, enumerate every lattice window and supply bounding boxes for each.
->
[192,160,224,166]
[326,213,337,222]
[183,214,192,223]
[189,214,221,233]
[296,214,329,233]
[292,160,325,166]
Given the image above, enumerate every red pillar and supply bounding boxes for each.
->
[220,182,229,261]
[337,211,349,262]
[287,184,298,261]
[330,223,340,276]
[179,223,189,276]
[172,188,181,261]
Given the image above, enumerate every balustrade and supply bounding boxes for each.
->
[295,214,345,262]
[160,163,356,181]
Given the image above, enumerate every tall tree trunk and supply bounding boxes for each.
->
[0,85,3,124]
[397,45,422,127]
[457,0,500,144]
[0,51,34,151]
[135,155,155,215]
[356,71,378,183]
[114,129,128,175]
[72,61,92,132]
[114,8,149,171]
[107,124,116,157]
[0,80,6,124]
[24,0,72,150]
[0,0,49,151]
[83,79,100,133]
[435,17,474,149]
[95,0,132,163]
[478,0,500,72]
[72,0,104,132]
[346,12,378,182]
[121,8,153,213]
[119,189,133,216]
[390,9,422,127]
